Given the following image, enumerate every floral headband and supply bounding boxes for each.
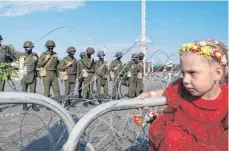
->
[178,41,227,66]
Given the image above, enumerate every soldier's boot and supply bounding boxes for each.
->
[89,97,99,106]
[112,97,116,100]
[79,93,82,99]
[64,100,70,107]
[89,100,100,106]
[103,95,109,103]
[66,100,71,110]
[117,95,122,100]
[98,99,102,104]
[32,104,40,112]
[83,101,88,107]
[70,101,76,107]
[23,104,29,111]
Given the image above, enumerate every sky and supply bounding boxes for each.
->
[0,1,228,64]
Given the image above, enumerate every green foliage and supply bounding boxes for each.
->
[0,63,18,82]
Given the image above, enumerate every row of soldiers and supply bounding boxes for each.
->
[0,35,145,110]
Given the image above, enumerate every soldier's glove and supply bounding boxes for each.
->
[102,75,107,79]
[114,67,118,70]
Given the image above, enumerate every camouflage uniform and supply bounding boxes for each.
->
[95,51,108,102]
[77,52,86,98]
[81,47,95,106]
[136,52,144,96]
[110,52,123,100]
[37,40,60,99]
[59,47,78,107]
[0,35,18,91]
[125,53,139,98]
[21,41,39,111]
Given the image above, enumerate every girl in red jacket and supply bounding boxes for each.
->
[140,39,228,151]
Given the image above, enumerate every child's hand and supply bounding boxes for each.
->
[138,92,152,100]
[145,111,159,124]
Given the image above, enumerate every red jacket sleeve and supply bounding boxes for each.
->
[222,112,228,130]
[163,78,183,109]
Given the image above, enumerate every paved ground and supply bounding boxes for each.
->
[0,77,166,151]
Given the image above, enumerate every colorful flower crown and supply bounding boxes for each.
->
[178,41,227,66]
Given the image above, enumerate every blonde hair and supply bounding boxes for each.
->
[181,39,228,84]
[203,39,228,84]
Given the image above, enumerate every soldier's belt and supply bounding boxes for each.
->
[68,73,77,75]
[47,69,57,71]
[96,76,107,78]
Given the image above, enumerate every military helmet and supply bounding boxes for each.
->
[0,35,2,41]
[138,52,145,58]
[97,51,105,57]
[67,46,76,53]
[80,52,86,57]
[23,41,34,48]
[115,52,122,58]
[132,53,138,58]
[86,47,95,54]
[45,40,55,47]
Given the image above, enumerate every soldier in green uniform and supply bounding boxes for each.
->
[81,47,95,106]
[21,41,39,111]
[37,40,60,100]
[136,52,145,96]
[59,47,78,108]
[0,35,18,91]
[110,52,123,100]
[125,53,139,98]
[95,51,108,103]
[77,52,86,98]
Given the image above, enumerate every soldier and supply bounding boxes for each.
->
[0,35,18,91]
[77,52,86,98]
[95,51,108,103]
[121,63,129,87]
[110,52,123,100]
[59,47,77,108]
[136,52,145,96]
[21,41,39,111]
[37,40,60,100]
[125,53,139,98]
[81,47,95,106]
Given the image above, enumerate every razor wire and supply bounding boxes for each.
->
[0,26,184,151]
[3,24,180,103]
[63,97,167,151]
[60,44,180,151]
[0,92,76,151]
[60,40,143,108]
